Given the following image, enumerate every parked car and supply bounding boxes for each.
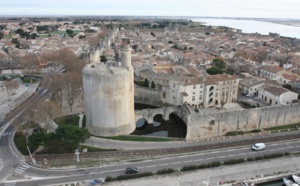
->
[251,143,266,151]
[125,167,139,174]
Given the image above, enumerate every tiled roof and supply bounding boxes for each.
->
[262,84,289,96]
[260,65,283,73]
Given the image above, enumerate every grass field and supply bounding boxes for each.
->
[264,123,300,131]
[97,135,180,142]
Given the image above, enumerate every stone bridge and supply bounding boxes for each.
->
[134,106,186,124]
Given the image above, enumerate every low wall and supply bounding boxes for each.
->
[186,103,300,140]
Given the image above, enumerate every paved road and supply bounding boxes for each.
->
[83,130,300,150]
[0,87,49,181]
[1,139,300,186]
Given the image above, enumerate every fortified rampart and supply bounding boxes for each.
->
[185,103,300,140]
[134,86,166,107]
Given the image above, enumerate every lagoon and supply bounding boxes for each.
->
[192,18,300,39]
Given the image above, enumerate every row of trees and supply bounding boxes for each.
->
[135,78,156,89]
[26,125,90,153]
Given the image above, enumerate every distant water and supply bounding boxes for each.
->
[193,18,300,38]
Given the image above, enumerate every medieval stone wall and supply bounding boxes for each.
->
[134,86,167,107]
[185,103,300,140]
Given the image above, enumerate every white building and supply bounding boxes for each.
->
[258,84,298,105]
[166,74,239,108]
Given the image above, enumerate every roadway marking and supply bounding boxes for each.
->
[146,165,156,168]
[225,149,235,152]
[4,182,16,186]
[22,164,30,168]
[194,159,203,162]
[171,162,180,165]
[218,156,226,158]
[269,149,277,151]
[227,154,236,157]
[183,160,193,163]
[14,169,24,174]
[206,157,215,160]
[159,164,168,167]
[238,153,246,156]
[17,167,27,170]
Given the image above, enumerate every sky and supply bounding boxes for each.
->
[0,0,300,19]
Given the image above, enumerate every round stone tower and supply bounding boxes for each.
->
[82,38,135,136]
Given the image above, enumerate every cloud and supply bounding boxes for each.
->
[0,0,299,18]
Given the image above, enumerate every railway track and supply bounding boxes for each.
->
[32,132,300,162]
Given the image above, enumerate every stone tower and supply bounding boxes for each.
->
[82,38,135,136]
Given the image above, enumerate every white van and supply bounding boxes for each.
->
[251,143,266,151]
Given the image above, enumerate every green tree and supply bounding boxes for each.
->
[226,68,235,75]
[282,84,293,91]
[144,78,149,87]
[30,33,39,39]
[15,28,24,34]
[11,38,20,45]
[206,67,223,75]
[55,125,90,144]
[212,59,226,69]
[28,129,49,149]
[0,32,3,39]
[132,44,138,51]
[66,29,73,35]
[100,55,107,63]
[151,81,156,88]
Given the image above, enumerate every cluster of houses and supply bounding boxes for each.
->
[1,18,300,109]
[112,23,300,109]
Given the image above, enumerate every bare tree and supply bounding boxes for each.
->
[62,72,82,113]
[21,53,40,81]
[35,100,60,133]
[4,80,19,100]
[7,50,22,74]
[43,48,86,73]
[48,75,64,108]
[87,31,107,49]
[23,109,37,142]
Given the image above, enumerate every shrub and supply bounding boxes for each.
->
[225,131,244,136]
[181,165,198,171]
[157,169,175,174]
[197,164,207,169]
[255,156,264,160]
[14,132,29,155]
[223,158,245,165]
[246,157,255,161]
[114,172,153,181]
[264,153,285,159]
[250,129,261,133]
[105,176,113,182]
[211,161,222,167]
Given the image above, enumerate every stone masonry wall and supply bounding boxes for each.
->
[134,86,166,107]
[186,103,300,140]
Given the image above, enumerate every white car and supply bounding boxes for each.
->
[251,143,265,151]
